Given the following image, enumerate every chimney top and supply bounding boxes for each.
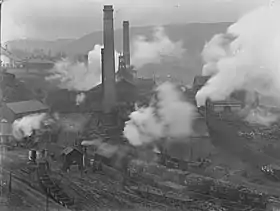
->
[103,5,113,11]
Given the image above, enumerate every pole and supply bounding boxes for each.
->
[0,1,2,71]
[46,188,49,211]
[8,171,11,193]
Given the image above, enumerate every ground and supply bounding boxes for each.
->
[4,67,280,210]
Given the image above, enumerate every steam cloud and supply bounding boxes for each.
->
[131,26,186,69]
[123,82,196,146]
[46,26,185,94]
[12,113,47,140]
[46,44,119,91]
[196,3,280,114]
[76,92,86,106]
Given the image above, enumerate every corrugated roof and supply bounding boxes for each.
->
[6,100,49,114]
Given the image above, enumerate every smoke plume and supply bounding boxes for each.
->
[196,3,280,116]
[76,92,86,106]
[131,26,186,69]
[12,113,47,140]
[123,82,196,146]
[201,34,233,76]
[46,44,119,91]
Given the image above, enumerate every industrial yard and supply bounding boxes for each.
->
[2,2,280,211]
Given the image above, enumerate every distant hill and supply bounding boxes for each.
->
[6,22,232,84]
[5,38,74,54]
[60,22,232,84]
[60,22,232,55]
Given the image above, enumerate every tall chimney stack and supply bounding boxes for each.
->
[101,48,104,96]
[103,5,116,113]
[123,21,130,67]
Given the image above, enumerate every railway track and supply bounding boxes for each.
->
[37,162,74,209]
[1,168,55,210]
[67,174,169,210]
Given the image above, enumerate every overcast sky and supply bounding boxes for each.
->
[2,0,270,42]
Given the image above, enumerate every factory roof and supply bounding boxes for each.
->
[61,146,82,156]
[5,100,49,114]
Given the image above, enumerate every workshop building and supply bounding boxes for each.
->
[0,100,49,123]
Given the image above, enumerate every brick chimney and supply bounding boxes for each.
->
[123,21,130,67]
[101,48,104,96]
[102,5,116,113]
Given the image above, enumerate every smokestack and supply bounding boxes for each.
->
[103,5,116,113]
[101,48,104,96]
[123,21,130,67]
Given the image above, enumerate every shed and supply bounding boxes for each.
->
[0,100,49,123]
[60,146,83,172]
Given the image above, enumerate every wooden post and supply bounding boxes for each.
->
[8,171,12,193]
[46,188,49,211]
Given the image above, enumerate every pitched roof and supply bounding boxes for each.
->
[6,100,49,114]
[61,146,82,155]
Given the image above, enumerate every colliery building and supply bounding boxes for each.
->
[22,57,55,71]
[0,100,49,123]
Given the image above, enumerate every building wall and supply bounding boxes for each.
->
[0,104,15,123]
[24,63,54,70]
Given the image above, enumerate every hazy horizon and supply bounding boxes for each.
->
[2,0,269,42]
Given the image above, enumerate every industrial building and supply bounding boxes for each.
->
[22,57,55,71]
[0,100,49,123]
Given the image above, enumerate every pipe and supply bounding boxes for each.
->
[123,21,130,67]
[103,5,116,113]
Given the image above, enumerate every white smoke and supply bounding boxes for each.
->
[131,26,186,69]
[46,44,119,91]
[123,82,196,146]
[12,113,47,140]
[244,107,278,126]
[196,3,280,114]
[201,34,232,76]
[76,92,86,106]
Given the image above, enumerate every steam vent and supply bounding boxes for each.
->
[102,5,116,113]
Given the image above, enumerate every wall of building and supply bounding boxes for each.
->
[24,62,54,70]
[0,104,15,123]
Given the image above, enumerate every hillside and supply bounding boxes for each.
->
[7,22,232,84]
[5,38,74,54]
[60,22,231,84]
[60,22,232,55]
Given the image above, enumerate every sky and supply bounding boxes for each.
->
[1,0,270,42]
